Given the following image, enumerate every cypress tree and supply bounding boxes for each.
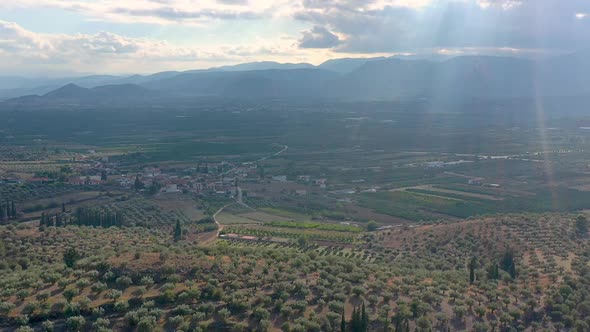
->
[469,256,477,283]
[38,213,45,230]
[501,249,517,279]
[509,261,517,279]
[361,302,368,332]
[341,310,346,332]
[174,220,182,241]
[351,307,358,332]
[11,201,16,218]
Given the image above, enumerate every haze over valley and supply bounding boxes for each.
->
[2,1,590,332]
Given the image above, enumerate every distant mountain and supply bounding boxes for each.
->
[4,52,590,103]
[329,56,537,100]
[0,75,126,100]
[142,68,338,98]
[0,76,36,90]
[318,57,386,74]
[43,83,93,99]
[7,83,160,104]
[208,61,315,72]
[103,71,182,86]
[138,53,590,100]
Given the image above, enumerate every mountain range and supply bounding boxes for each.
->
[2,52,590,104]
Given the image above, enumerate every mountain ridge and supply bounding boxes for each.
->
[5,52,590,103]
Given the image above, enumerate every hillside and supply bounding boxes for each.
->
[1,212,588,331]
[6,83,161,105]
[3,52,590,103]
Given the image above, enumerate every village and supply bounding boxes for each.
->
[0,148,329,202]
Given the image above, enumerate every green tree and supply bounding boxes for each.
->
[11,201,16,218]
[501,249,517,279]
[469,256,477,284]
[63,248,80,268]
[361,302,368,332]
[134,175,144,191]
[575,215,588,237]
[63,288,79,302]
[65,316,85,331]
[488,263,500,280]
[174,220,182,242]
[416,316,431,332]
[367,220,379,231]
[392,303,411,332]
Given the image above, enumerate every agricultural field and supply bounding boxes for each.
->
[2,101,590,331]
[222,224,360,245]
[0,212,589,332]
[357,187,590,222]
[0,184,99,204]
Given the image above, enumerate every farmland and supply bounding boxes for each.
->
[1,212,589,332]
[2,100,590,331]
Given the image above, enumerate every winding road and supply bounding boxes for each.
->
[209,144,288,242]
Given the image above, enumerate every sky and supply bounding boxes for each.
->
[0,0,589,76]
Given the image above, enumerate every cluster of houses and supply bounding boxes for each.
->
[3,150,330,200]
[265,174,327,184]
[114,165,242,197]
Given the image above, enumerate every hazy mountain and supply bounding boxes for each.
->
[7,83,159,104]
[208,61,315,72]
[4,52,590,103]
[0,76,36,90]
[330,56,537,100]
[142,68,338,98]
[138,53,590,100]
[0,75,126,100]
[318,57,386,74]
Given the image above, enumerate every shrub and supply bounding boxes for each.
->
[0,301,16,315]
[137,316,157,332]
[66,316,86,331]
[91,282,107,293]
[116,276,133,289]
[113,300,129,312]
[92,318,110,330]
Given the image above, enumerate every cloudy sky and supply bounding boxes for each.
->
[0,0,589,75]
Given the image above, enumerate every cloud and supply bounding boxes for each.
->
[1,0,590,74]
[299,25,341,48]
[4,1,590,52]
[108,6,265,22]
[217,0,249,5]
[0,20,308,73]
[1,0,281,24]
[293,0,590,53]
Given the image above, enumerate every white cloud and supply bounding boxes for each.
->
[293,0,590,53]
[0,20,394,74]
[0,20,299,73]
[1,0,288,24]
[1,1,590,74]
[299,25,342,48]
